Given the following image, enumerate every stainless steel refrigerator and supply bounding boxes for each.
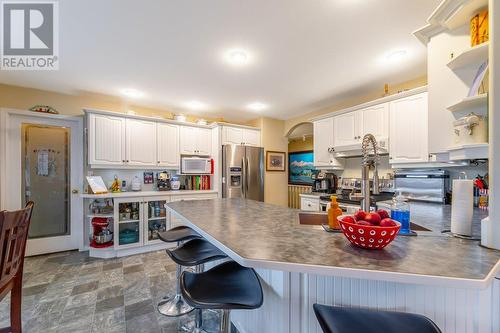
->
[222,145,264,201]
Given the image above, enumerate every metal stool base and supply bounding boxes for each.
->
[157,294,194,317]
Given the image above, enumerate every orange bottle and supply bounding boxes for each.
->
[328,196,343,229]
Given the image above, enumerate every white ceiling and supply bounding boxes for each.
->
[0,0,439,122]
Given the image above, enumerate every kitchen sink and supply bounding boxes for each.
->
[299,212,328,225]
[409,222,431,231]
[299,212,432,232]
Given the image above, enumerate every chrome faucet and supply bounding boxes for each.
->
[361,134,380,211]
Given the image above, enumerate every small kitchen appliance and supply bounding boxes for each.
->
[90,217,113,248]
[181,156,213,175]
[394,170,449,203]
[452,113,487,146]
[156,171,171,191]
[312,172,338,193]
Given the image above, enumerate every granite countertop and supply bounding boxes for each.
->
[166,198,500,288]
[377,200,489,238]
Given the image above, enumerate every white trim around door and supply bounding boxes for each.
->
[0,108,84,256]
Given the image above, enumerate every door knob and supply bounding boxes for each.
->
[72,189,79,194]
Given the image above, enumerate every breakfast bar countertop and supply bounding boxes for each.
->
[166,198,500,289]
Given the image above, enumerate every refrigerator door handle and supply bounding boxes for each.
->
[241,157,246,197]
[246,157,250,194]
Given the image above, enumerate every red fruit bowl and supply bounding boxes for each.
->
[337,215,401,250]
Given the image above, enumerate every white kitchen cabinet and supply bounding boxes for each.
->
[88,113,126,166]
[221,126,261,146]
[157,123,179,168]
[180,126,212,156]
[126,119,157,166]
[389,92,429,164]
[333,103,389,150]
[359,103,389,143]
[333,112,360,148]
[313,118,344,169]
[242,128,261,146]
[300,196,320,212]
[114,198,144,250]
[196,128,212,156]
[222,126,243,145]
[313,118,334,166]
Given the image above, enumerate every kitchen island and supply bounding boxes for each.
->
[166,198,500,333]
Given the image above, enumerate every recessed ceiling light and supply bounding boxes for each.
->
[225,48,251,66]
[246,102,268,111]
[120,88,144,98]
[386,50,408,62]
[184,100,207,110]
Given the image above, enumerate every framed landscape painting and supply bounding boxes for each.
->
[288,150,315,185]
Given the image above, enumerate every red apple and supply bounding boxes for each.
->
[354,210,367,221]
[380,218,398,227]
[356,220,372,226]
[364,212,382,225]
[341,216,356,224]
[376,209,390,220]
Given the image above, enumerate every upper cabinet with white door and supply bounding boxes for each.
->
[389,92,429,164]
[313,117,344,169]
[180,126,212,156]
[157,123,179,168]
[221,125,261,146]
[125,119,157,166]
[88,113,126,166]
[332,103,389,151]
[333,112,360,148]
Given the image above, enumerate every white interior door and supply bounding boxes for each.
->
[1,111,83,256]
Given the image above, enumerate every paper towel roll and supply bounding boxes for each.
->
[451,179,474,236]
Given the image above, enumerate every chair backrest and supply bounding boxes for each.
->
[0,202,34,289]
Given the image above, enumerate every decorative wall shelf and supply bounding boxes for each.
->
[447,93,488,117]
[414,0,488,45]
[443,0,488,30]
[448,143,488,160]
[446,42,489,70]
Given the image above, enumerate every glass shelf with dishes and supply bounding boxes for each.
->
[145,199,168,244]
[114,199,144,249]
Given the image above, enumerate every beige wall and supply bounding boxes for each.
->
[249,117,288,206]
[0,83,227,123]
[288,137,313,153]
[284,76,427,135]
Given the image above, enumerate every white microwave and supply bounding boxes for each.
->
[181,156,213,174]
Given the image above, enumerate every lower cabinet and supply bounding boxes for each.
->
[300,196,320,211]
[114,198,144,249]
[113,196,171,249]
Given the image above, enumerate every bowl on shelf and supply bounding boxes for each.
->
[337,215,400,250]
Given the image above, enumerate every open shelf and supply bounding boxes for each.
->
[447,42,488,70]
[87,213,114,218]
[118,219,140,224]
[448,143,488,160]
[444,0,488,30]
[447,93,488,116]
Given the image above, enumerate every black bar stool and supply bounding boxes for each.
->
[157,226,202,317]
[181,260,264,333]
[165,238,227,332]
[313,304,442,333]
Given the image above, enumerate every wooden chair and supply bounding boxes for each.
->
[0,202,34,333]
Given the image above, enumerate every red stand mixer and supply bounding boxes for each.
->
[90,217,113,248]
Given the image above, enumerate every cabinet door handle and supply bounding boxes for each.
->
[122,160,125,163]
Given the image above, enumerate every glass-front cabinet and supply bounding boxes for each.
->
[114,198,143,249]
[143,197,169,245]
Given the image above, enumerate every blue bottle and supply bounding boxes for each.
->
[391,191,411,234]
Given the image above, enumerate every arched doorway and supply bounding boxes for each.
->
[286,122,314,208]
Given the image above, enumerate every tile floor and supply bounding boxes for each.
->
[0,250,222,333]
